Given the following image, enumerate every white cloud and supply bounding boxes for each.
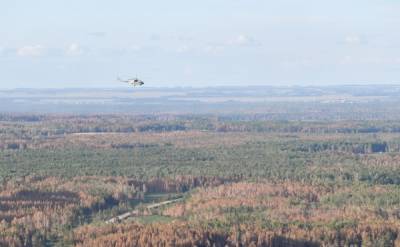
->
[344,35,366,45]
[176,45,190,53]
[340,55,354,64]
[88,31,106,37]
[66,43,83,56]
[203,44,224,54]
[149,34,161,41]
[128,45,142,52]
[228,34,260,47]
[202,34,260,54]
[281,57,316,69]
[17,45,44,57]
[177,35,193,42]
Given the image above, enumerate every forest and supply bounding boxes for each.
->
[1,113,400,246]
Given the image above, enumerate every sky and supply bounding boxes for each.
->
[0,0,400,88]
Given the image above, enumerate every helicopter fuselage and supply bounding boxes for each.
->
[118,77,144,87]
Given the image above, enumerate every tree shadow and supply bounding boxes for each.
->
[271,236,321,247]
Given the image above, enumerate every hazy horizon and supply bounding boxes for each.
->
[2,82,400,90]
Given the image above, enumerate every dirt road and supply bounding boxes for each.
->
[106,198,183,224]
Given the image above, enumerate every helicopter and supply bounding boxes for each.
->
[117,76,144,87]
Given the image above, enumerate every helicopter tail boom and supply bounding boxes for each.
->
[117,77,128,83]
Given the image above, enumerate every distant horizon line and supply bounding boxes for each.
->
[1,83,400,90]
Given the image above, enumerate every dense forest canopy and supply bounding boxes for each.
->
[1,113,400,246]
